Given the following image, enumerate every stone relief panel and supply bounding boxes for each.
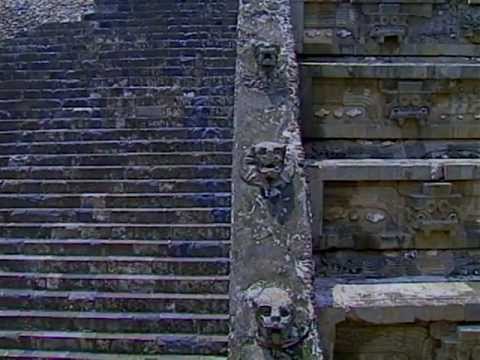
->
[307,78,480,140]
[317,181,480,250]
[302,0,480,56]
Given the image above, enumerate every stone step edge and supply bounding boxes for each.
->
[0,223,230,227]
[0,288,229,300]
[0,349,226,360]
[0,239,231,244]
[0,271,229,281]
[0,139,232,146]
[0,255,230,262]
[0,127,232,133]
[0,310,229,321]
[0,192,230,197]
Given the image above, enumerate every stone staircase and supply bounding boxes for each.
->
[0,0,237,358]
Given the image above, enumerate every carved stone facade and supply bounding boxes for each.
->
[292,0,480,358]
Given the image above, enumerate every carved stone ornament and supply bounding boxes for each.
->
[250,287,310,353]
[383,81,432,127]
[241,141,295,199]
[462,13,480,44]
[368,4,407,44]
[255,42,280,69]
[406,182,462,237]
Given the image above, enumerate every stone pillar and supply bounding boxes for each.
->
[229,0,322,358]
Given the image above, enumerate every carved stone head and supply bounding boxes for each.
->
[251,142,286,179]
[252,287,295,348]
[255,43,279,69]
[242,141,294,199]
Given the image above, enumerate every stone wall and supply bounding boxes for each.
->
[229,0,321,358]
[0,0,94,41]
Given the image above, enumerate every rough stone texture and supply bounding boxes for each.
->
[0,0,94,41]
[230,0,321,358]
[301,0,480,56]
[296,0,480,358]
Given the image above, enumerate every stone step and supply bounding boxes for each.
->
[0,289,229,314]
[0,348,226,359]
[0,128,233,142]
[0,77,234,92]
[0,107,233,122]
[0,223,230,241]
[0,193,230,208]
[1,152,232,167]
[0,57,236,71]
[0,97,234,110]
[0,69,236,85]
[0,272,229,294]
[0,165,232,180]
[0,57,235,73]
[0,208,231,225]
[0,117,232,130]
[0,179,231,194]
[0,140,233,155]
[0,239,230,257]
[0,86,234,100]
[0,310,229,334]
[0,255,229,276]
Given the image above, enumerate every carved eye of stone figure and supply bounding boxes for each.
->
[253,287,295,347]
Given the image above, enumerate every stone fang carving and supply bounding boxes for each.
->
[384,81,432,127]
[242,141,295,199]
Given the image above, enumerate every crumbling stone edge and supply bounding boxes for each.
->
[229,0,322,358]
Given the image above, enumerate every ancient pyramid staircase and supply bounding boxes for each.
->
[0,0,237,358]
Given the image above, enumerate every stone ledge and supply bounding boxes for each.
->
[307,159,480,181]
[315,279,480,324]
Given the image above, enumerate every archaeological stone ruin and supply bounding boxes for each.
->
[0,0,480,359]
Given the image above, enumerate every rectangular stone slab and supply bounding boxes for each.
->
[308,160,480,249]
[300,0,480,56]
[302,61,480,139]
[316,279,480,323]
